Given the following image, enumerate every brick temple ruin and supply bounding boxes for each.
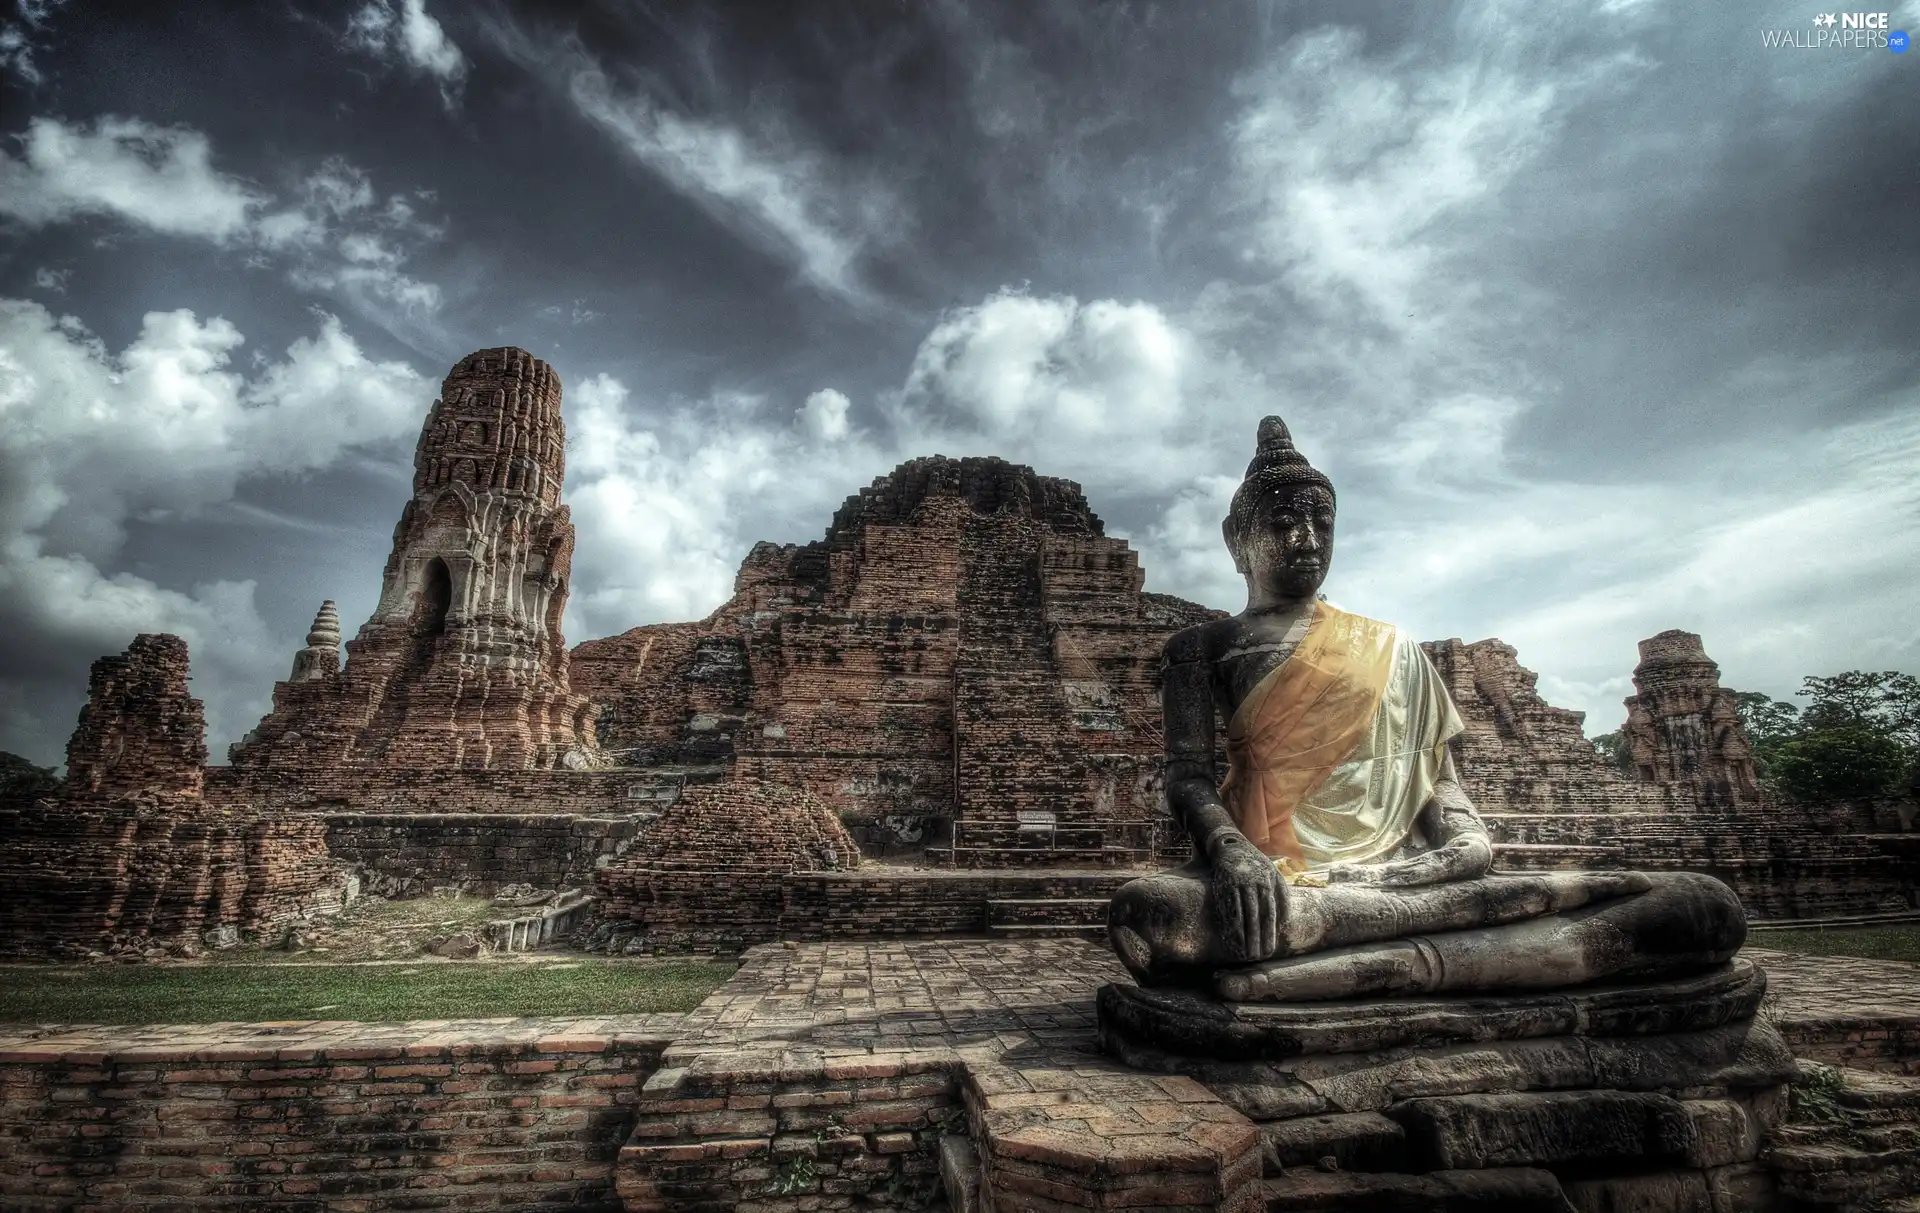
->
[0,635,351,958]
[4,345,1915,958]
[6,344,1920,1213]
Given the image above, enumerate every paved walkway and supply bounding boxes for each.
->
[1748,947,1920,1021]
[5,943,1915,1062]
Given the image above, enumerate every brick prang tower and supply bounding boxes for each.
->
[1621,629,1762,807]
[231,347,595,770]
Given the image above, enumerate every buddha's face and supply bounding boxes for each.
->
[1237,484,1335,604]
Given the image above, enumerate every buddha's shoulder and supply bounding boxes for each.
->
[1162,618,1237,665]
[1319,601,1406,639]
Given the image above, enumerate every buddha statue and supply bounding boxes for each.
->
[1108,417,1746,1002]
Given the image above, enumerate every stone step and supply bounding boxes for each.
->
[1766,1133,1920,1207]
[1489,843,1623,870]
[929,845,1148,868]
[484,890,594,952]
[1829,1066,1920,1124]
[1261,1166,1569,1211]
[984,897,1110,927]
[1260,1111,1407,1175]
[983,923,1107,942]
[939,1134,981,1213]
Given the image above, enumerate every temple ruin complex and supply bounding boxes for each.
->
[0,346,1907,958]
[6,347,1919,1212]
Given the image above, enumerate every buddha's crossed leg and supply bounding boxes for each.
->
[1108,865,1744,1000]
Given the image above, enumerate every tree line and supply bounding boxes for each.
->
[1598,671,1920,803]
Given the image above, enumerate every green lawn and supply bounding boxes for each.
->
[1752,925,1920,965]
[0,958,735,1024]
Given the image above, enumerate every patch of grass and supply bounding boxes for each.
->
[1753,925,1920,965]
[0,958,735,1024]
[1789,1062,1849,1126]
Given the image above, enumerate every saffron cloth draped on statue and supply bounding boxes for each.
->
[1220,601,1464,871]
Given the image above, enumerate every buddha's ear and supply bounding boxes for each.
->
[1221,516,1248,574]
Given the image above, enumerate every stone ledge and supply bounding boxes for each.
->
[1098,960,1768,1062]
[0,1013,685,1065]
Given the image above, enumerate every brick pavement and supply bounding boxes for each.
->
[4,943,1918,1210]
[1749,946,1920,1075]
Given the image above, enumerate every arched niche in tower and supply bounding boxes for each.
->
[545,577,567,641]
[415,557,453,638]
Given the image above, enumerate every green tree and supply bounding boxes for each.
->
[1798,671,1920,752]
[1591,730,1636,777]
[0,751,62,806]
[1729,690,1801,778]
[1769,724,1911,802]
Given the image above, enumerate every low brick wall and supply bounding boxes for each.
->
[0,801,347,959]
[1776,1018,1920,1075]
[783,870,1133,936]
[617,1054,962,1210]
[323,812,647,895]
[0,1016,677,1212]
[604,868,1138,950]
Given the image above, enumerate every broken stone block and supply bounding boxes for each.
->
[1388,1090,1696,1171]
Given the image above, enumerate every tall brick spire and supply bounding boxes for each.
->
[231,348,595,770]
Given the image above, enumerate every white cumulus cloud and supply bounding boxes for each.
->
[798,388,851,442]
[0,298,428,760]
[344,0,468,100]
[0,116,266,241]
[0,119,446,335]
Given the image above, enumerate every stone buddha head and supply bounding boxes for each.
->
[1222,416,1336,604]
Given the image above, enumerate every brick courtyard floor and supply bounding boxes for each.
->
[5,941,1918,1211]
[3,941,1913,1066]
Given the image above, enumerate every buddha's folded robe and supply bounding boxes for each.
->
[1223,601,1464,872]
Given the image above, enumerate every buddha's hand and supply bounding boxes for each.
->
[1208,835,1286,962]
[1323,835,1495,889]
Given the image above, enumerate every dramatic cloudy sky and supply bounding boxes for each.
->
[2,0,1916,767]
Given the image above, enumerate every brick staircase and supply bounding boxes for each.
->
[983,896,1109,940]
[1767,1064,1920,1208]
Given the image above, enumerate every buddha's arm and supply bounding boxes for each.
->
[1163,630,1284,960]
[1323,750,1494,889]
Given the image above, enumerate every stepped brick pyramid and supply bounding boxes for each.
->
[228,347,595,773]
[571,456,1219,866]
[0,636,347,958]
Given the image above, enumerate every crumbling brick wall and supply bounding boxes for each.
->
[63,633,207,800]
[596,781,859,948]
[0,634,346,958]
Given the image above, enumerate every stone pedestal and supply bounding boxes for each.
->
[1098,960,1797,1211]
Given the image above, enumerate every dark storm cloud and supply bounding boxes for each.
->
[0,0,1914,766]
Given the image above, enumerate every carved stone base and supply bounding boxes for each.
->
[1098,962,1798,1211]
[1101,959,1769,1063]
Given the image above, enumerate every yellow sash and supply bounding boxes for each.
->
[1219,602,1398,865]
